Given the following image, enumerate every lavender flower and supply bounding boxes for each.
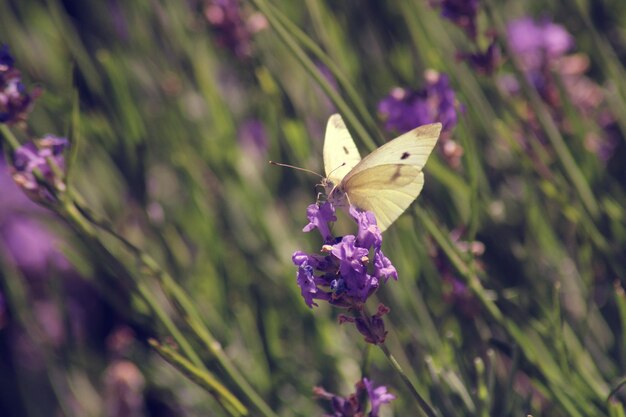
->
[363,378,396,416]
[378,70,460,135]
[379,71,464,168]
[507,17,574,73]
[502,17,618,161]
[313,378,395,417]
[459,41,501,75]
[437,0,480,39]
[433,229,484,319]
[11,135,69,202]
[502,17,574,97]
[0,158,72,279]
[203,0,267,59]
[293,202,397,343]
[0,44,40,125]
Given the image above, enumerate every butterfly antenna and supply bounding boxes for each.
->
[326,162,346,178]
[269,161,325,179]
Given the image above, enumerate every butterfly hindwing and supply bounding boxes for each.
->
[345,167,424,232]
[323,114,362,184]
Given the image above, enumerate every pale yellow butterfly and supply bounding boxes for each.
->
[322,114,441,232]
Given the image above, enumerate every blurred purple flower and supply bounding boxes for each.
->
[204,0,267,59]
[1,217,71,278]
[459,41,502,75]
[502,17,618,161]
[0,44,40,125]
[0,158,71,278]
[103,360,145,417]
[507,17,574,72]
[433,229,484,319]
[108,0,129,40]
[378,70,460,135]
[437,0,480,39]
[313,378,395,417]
[503,17,574,97]
[237,119,268,157]
[11,135,69,202]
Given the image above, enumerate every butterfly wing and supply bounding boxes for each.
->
[323,114,362,184]
[342,123,441,232]
[345,168,424,232]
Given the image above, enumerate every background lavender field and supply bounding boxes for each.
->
[1,1,626,416]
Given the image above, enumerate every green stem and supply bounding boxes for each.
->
[69,197,278,417]
[416,210,503,322]
[378,343,439,417]
[250,0,377,151]
[149,339,247,417]
[265,1,383,145]
[0,124,21,152]
[56,201,251,416]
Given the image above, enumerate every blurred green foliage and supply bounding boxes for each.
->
[1,0,626,416]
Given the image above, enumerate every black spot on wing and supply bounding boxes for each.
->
[343,146,349,155]
[401,152,410,160]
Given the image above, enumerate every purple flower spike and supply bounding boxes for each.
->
[507,17,574,73]
[303,202,336,242]
[363,378,396,417]
[203,0,267,59]
[460,41,502,75]
[439,0,480,39]
[11,135,69,202]
[0,44,40,125]
[314,378,395,417]
[378,70,461,135]
[293,202,398,341]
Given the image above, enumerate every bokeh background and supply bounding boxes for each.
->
[1,0,626,416]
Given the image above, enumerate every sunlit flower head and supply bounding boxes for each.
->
[293,201,397,343]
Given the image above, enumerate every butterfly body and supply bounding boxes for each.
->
[322,114,441,232]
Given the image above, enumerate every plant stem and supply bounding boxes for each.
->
[250,0,377,151]
[378,342,439,417]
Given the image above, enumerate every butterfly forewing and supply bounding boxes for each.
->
[342,123,441,183]
[323,114,362,184]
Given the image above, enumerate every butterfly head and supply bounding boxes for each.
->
[321,177,349,209]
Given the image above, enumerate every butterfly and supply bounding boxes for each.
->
[322,114,441,232]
